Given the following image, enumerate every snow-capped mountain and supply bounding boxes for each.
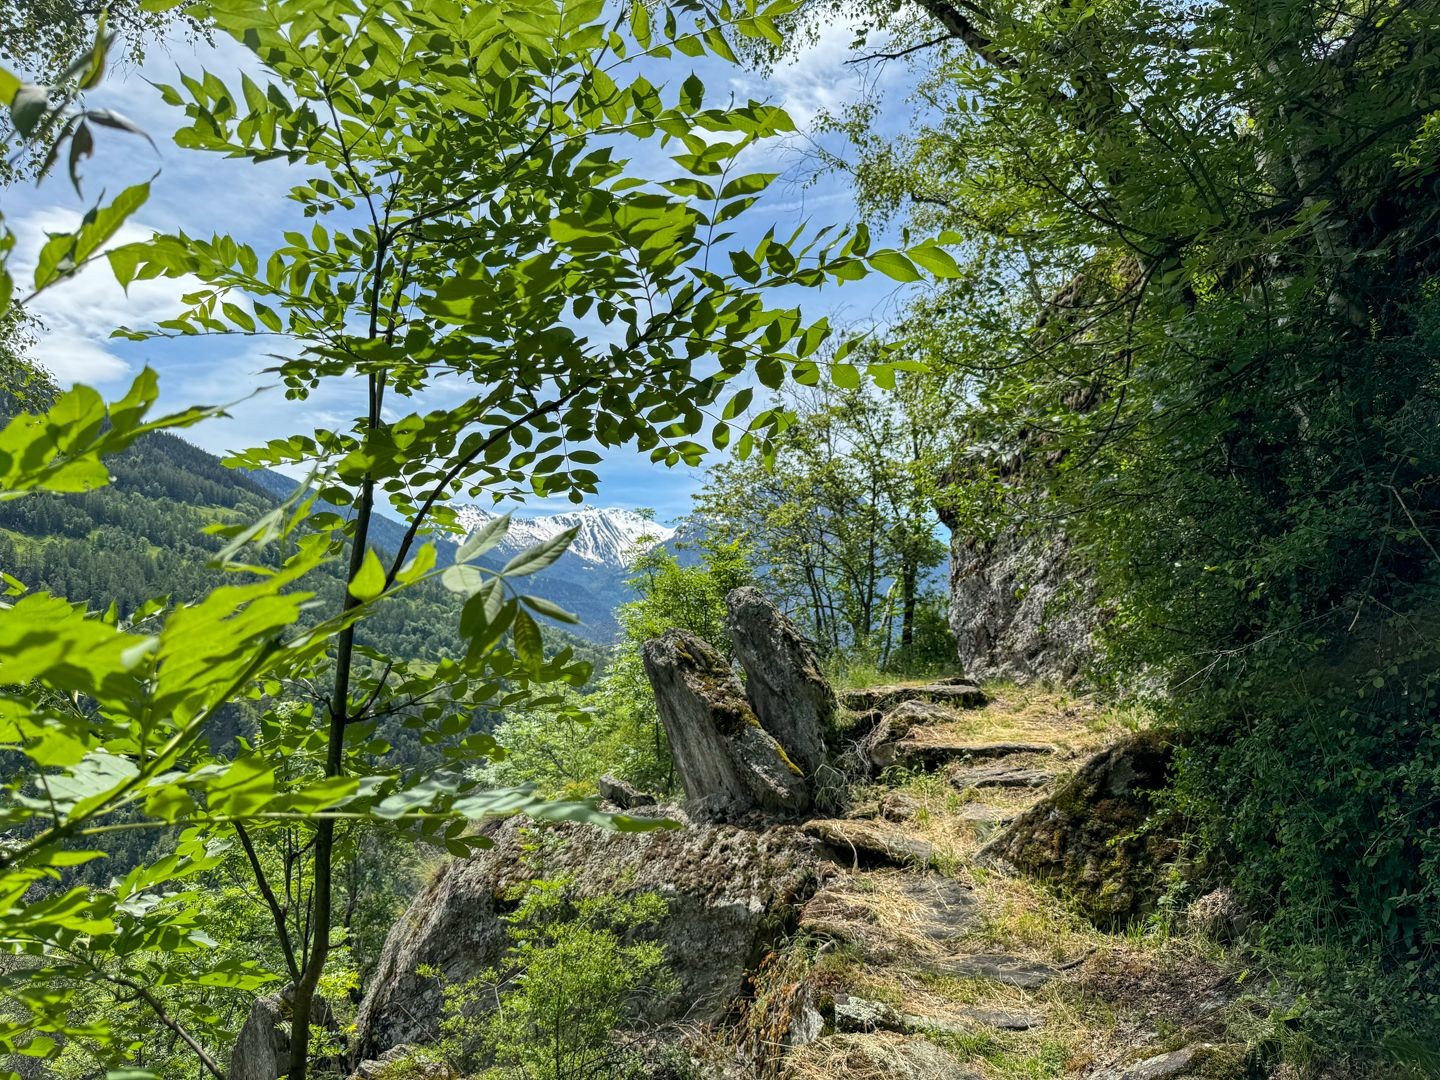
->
[453,505,675,568]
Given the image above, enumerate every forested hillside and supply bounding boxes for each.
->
[3,0,1440,1078]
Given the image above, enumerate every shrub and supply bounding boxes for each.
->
[431,878,677,1079]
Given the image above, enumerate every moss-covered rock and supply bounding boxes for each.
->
[977,730,1179,928]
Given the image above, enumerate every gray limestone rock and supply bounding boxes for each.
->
[228,994,289,1080]
[840,682,988,714]
[643,629,809,820]
[946,525,1097,684]
[726,586,834,775]
[950,764,1055,790]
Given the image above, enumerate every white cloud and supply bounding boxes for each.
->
[11,207,208,388]
[31,335,132,384]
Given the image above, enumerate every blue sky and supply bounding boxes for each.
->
[8,13,922,524]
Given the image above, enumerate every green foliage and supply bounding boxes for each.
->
[0,0,968,1069]
[425,878,675,1079]
[696,375,950,664]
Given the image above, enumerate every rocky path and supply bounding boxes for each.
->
[772,681,1247,1080]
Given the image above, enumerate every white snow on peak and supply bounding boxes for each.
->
[453,505,676,568]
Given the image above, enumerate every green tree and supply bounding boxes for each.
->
[696,377,948,662]
[425,878,674,1079]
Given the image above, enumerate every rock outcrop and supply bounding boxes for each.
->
[597,774,656,810]
[726,586,834,775]
[228,990,335,1080]
[643,628,809,820]
[228,994,289,1080]
[978,730,1178,927]
[947,526,1097,684]
[353,816,824,1061]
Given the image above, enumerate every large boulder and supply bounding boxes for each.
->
[725,586,834,775]
[353,816,824,1061]
[228,994,288,1080]
[228,991,335,1080]
[978,730,1178,927]
[643,629,809,820]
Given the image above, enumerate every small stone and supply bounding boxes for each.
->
[597,774,656,810]
[953,1006,1042,1030]
[1092,1047,1203,1080]
[878,791,922,822]
[801,818,935,869]
[950,765,1055,790]
[833,995,904,1033]
[912,952,1059,989]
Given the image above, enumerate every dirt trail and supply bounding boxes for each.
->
[764,683,1251,1080]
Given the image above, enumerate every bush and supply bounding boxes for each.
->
[428,878,677,1079]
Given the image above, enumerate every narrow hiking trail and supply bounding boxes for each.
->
[762,681,1255,1080]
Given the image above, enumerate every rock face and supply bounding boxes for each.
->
[726,586,834,776]
[643,628,809,820]
[978,730,1178,927]
[353,816,823,1060]
[228,994,289,1080]
[946,525,1097,683]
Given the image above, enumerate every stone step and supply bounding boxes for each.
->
[841,681,988,713]
[832,996,1040,1037]
[949,764,1055,791]
[884,736,1058,772]
[956,803,1017,824]
[801,818,935,870]
[910,952,1059,990]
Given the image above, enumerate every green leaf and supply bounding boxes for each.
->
[513,608,542,666]
[501,526,578,576]
[869,250,921,283]
[520,594,579,624]
[457,513,511,562]
[349,549,385,601]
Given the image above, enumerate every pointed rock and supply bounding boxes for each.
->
[726,586,833,775]
[643,629,809,820]
[977,731,1180,928]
